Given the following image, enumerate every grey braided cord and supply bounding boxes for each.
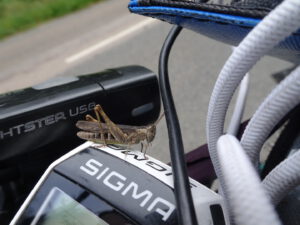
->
[241,65,300,165]
[206,0,300,185]
[218,134,281,225]
[262,150,300,205]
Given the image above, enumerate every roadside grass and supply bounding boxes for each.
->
[0,0,103,39]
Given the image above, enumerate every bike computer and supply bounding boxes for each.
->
[10,142,229,225]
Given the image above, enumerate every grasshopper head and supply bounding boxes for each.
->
[146,125,156,143]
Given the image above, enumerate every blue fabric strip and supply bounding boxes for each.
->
[129,5,260,28]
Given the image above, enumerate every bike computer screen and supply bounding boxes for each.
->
[31,188,109,225]
[16,171,136,225]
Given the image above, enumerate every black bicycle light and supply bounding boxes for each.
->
[0,65,160,163]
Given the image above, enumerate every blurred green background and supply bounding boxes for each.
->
[0,0,103,39]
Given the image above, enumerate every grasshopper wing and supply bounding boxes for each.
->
[76,120,108,132]
[76,120,147,134]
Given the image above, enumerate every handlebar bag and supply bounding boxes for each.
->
[128,0,300,63]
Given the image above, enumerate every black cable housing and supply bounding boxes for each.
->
[158,25,198,225]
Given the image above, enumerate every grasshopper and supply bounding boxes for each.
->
[76,104,164,153]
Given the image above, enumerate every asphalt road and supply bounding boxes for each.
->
[0,0,292,162]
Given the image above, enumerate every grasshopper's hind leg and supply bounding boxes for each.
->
[94,105,128,143]
[94,107,108,145]
[86,114,97,122]
[85,108,107,145]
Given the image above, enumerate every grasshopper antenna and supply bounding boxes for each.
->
[154,112,165,126]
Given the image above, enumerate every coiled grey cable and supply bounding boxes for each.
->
[241,65,300,166]
[227,73,249,136]
[206,0,300,183]
[262,150,300,205]
[217,134,281,225]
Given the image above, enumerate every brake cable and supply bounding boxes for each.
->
[158,25,198,225]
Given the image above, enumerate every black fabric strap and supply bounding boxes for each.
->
[138,0,281,18]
